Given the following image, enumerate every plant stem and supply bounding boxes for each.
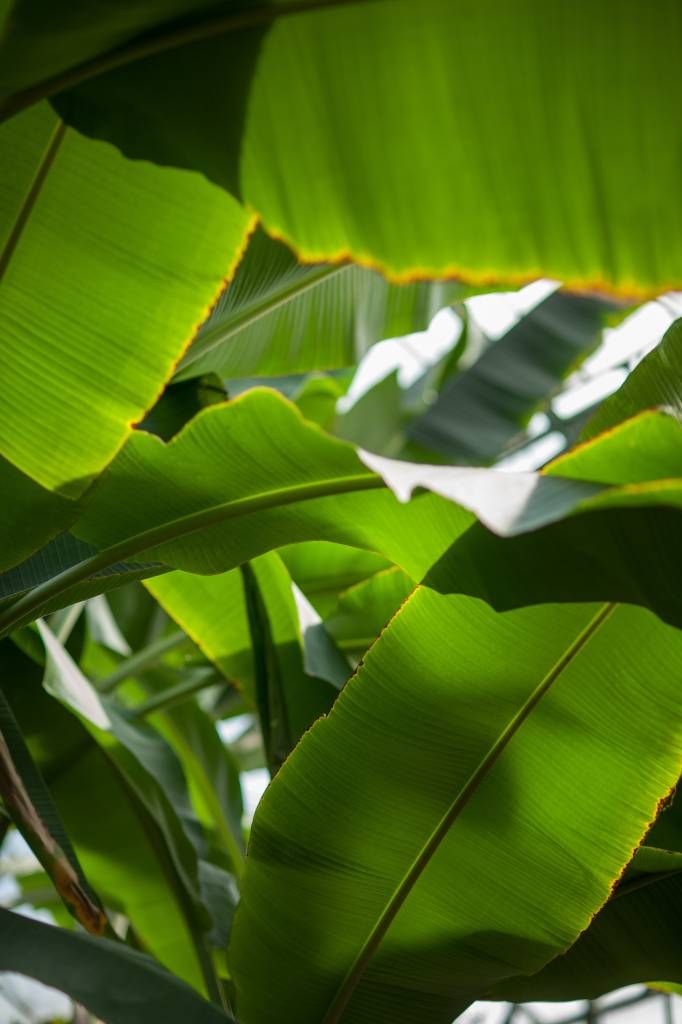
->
[97,630,189,694]
[0,120,66,281]
[0,473,385,638]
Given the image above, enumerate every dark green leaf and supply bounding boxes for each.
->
[0,907,234,1024]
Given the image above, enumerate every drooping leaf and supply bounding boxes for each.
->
[3,4,681,293]
[291,583,350,689]
[143,685,245,877]
[1,639,211,991]
[1,393,681,636]
[176,227,457,380]
[408,290,619,462]
[0,907,234,1024]
[89,621,246,878]
[423,410,682,628]
[229,593,682,1024]
[0,101,251,497]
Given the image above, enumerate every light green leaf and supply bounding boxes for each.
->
[0,101,251,496]
[5,3,682,293]
[229,594,682,1024]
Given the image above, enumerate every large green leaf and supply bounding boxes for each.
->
[425,504,682,630]
[0,0,269,195]
[408,290,618,462]
[2,3,681,293]
[0,101,250,497]
[0,907,234,1024]
[1,393,681,635]
[229,593,682,1024]
[176,227,456,380]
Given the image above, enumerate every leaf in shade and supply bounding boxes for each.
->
[1,639,213,991]
[0,908,235,1024]
[408,290,620,462]
[0,457,79,574]
[490,826,682,1002]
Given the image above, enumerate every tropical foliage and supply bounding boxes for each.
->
[0,4,681,1024]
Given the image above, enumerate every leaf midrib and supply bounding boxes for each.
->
[0,471,385,637]
[320,600,617,1024]
[177,261,345,376]
[0,0,385,121]
[0,119,65,281]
